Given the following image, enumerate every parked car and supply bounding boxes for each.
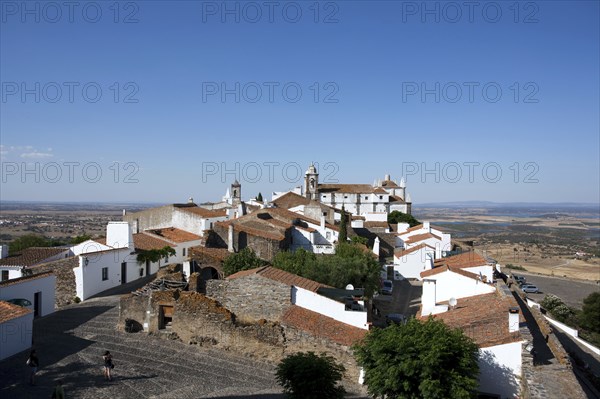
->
[5,298,32,307]
[381,280,393,295]
[385,313,407,325]
[514,276,526,284]
[522,285,539,293]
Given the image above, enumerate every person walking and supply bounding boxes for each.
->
[51,379,65,399]
[26,349,39,385]
[102,351,113,381]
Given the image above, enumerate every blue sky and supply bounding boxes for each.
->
[1,0,599,204]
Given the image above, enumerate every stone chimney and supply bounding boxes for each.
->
[227,224,234,253]
[509,307,520,333]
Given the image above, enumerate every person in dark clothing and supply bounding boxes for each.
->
[26,349,39,385]
[102,351,113,381]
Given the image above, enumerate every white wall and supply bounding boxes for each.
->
[478,342,522,399]
[393,247,434,279]
[0,313,33,360]
[74,247,134,300]
[0,275,56,316]
[426,271,495,303]
[106,222,134,249]
[292,286,368,330]
[463,265,494,283]
[0,267,23,281]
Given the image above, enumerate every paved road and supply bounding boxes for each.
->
[372,279,422,327]
[511,271,600,308]
[0,283,368,399]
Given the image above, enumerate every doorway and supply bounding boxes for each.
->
[121,262,127,284]
[34,292,41,317]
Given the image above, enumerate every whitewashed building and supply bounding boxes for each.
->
[395,222,452,258]
[0,271,56,317]
[393,243,436,279]
[0,301,33,360]
[0,247,69,281]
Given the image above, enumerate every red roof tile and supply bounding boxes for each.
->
[0,300,33,323]
[420,265,482,281]
[282,305,367,346]
[422,292,522,348]
[0,247,68,267]
[178,206,227,219]
[404,232,441,244]
[133,233,173,251]
[0,271,54,287]
[318,184,377,194]
[433,252,488,269]
[189,246,230,262]
[394,243,435,257]
[148,227,202,243]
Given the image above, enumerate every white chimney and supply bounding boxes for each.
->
[509,307,520,333]
[106,222,133,249]
[320,215,326,230]
[384,174,390,181]
[421,279,437,316]
[228,224,234,253]
[423,221,430,232]
[373,237,380,257]
[0,244,8,259]
[122,209,126,216]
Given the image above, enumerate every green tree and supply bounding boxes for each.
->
[354,317,479,399]
[579,292,600,333]
[276,352,345,399]
[338,205,348,244]
[9,234,51,255]
[540,294,564,312]
[222,247,266,276]
[136,246,176,266]
[256,192,263,202]
[351,235,369,246]
[387,211,420,227]
[272,243,380,297]
[71,234,92,245]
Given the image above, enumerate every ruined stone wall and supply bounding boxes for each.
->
[123,205,174,233]
[118,289,362,382]
[206,275,291,323]
[30,257,78,308]
[212,224,290,262]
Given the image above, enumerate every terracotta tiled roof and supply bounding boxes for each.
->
[227,266,330,293]
[403,223,443,234]
[373,187,388,194]
[133,233,173,251]
[380,179,399,188]
[148,227,202,243]
[420,265,482,281]
[363,221,389,228]
[177,206,227,219]
[282,305,367,346]
[394,243,435,257]
[318,184,376,194]
[0,271,54,287]
[94,237,107,245]
[0,301,32,323]
[404,232,441,244]
[0,247,68,267]
[433,252,488,269]
[189,246,230,262]
[215,221,288,241]
[423,292,522,348]
[388,195,406,203]
[272,192,310,209]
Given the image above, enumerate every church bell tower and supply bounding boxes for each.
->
[304,163,319,200]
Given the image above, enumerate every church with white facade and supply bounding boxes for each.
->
[302,164,412,221]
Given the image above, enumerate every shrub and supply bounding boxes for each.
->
[73,296,81,303]
[540,294,564,312]
[276,352,345,399]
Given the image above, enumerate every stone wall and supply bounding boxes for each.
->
[29,257,78,308]
[118,289,363,383]
[206,275,291,323]
[212,224,290,262]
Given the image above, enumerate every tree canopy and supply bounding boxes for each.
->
[9,234,64,255]
[136,246,176,265]
[388,211,420,227]
[256,192,263,202]
[272,243,380,296]
[338,205,348,244]
[579,292,600,333]
[276,352,345,399]
[222,247,266,276]
[354,317,479,399]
